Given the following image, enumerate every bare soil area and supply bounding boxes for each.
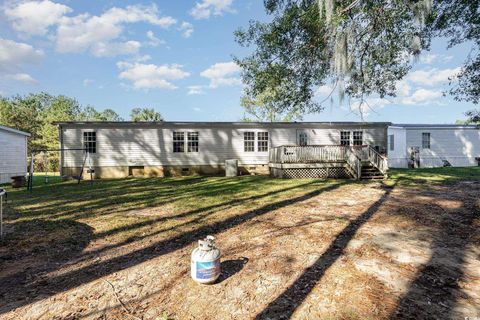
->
[0,176,479,319]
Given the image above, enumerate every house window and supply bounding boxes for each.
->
[299,132,308,146]
[422,132,430,149]
[187,132,199,152]
[83,131,96,153]
[353,131,363,146]
[173,131,185,153]
[244,132,255,152]
[340,131,351,146]
[257,132,269,152]
[389,134,395,151]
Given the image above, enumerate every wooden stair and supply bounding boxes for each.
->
[360,162,385,180]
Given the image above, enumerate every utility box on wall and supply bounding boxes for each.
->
[225,159,238,177]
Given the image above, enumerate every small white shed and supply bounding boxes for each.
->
[0,125,30,184]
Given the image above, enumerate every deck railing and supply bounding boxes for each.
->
[345,147,362,179]
[269,145,388,178]
[269,145,348,164]
[351,145,388,175]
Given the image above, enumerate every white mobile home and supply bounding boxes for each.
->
[387,124,480,168]
[0,125,30,184]
[56,121,390,178]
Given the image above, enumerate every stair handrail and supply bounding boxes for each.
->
[345,147,362,179]
[366,145,388,174]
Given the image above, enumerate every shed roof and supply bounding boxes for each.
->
[0,124,31,136]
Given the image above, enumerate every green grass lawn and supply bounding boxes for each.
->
[2,176,343,249]
[2,166,479,249]
[388,166,480,184]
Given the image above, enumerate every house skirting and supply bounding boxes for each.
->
[269,162,352,179]
[61,164,269,179]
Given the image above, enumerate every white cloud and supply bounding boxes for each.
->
[0,38,44,70]
[401,88,443,105]
[0,38,43,83]
[54,4,176,56]
[7,73,38,84]
[190,0,235,19]
[193,107,202,112]
[407,67,461,86]
[200,61,241,88]
[188,85,205,95]
[4,0,72,36]
[83,78,93,86]
[395,80,411,97]
[179,22,194,38]
[117,62,190,90]
[146,30,165,47]
[90,40,141,57]
[419,53,437,64]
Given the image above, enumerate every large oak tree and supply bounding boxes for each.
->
[235,0,479,121]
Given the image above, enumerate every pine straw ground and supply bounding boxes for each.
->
[0,168,479,320]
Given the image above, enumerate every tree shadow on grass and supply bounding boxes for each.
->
[390,186,480,319]
[255,183,395,320]
[0,180,345,315]
[0,219,93,311]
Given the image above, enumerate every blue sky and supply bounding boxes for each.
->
[0,0,475,123]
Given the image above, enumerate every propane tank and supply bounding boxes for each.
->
[191,235,221,284]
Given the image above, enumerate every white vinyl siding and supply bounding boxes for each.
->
[387,127,408,168]
[0,129,29,184]
[60,124,388,168]
[405,127,480,167]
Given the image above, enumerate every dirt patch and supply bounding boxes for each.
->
[1,180,479,319]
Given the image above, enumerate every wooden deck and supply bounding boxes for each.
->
[269,145,388,179]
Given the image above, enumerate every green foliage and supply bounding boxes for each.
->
[430,0,479,104]
[240,89,303,122]
[0,92,124,159]
[464,109,480,123]
[237,0,479,118]
[81,106,123,121]
[130,107,163,122]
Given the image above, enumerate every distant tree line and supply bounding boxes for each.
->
[0,93,163,171]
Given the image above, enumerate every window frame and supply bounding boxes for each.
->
[299,132,308,146]
[389,134,395,151]
[352,131,363,146]
[83,131,97,154]
[257,131,269,152]
[244,131,255,152]
[173,131,185,153]
[422,132,431,149]
[187,132,199,153]
[340,131,351,146]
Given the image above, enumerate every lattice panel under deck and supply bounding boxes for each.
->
[272,167,350,179]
